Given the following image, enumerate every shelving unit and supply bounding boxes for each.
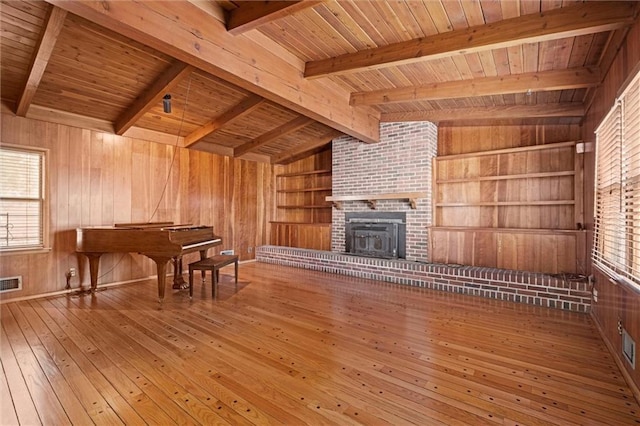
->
[429,140,585,274]
[433,140,581,229]
[276,169,333,223]
[270,148,333,251]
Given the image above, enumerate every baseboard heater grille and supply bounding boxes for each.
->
[0,276,22,293]
[623,329,636,369]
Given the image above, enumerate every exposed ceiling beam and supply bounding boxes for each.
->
[380,103,585,123]
[272,129,342,164]
[305,1,636,79]
[351,67,601,106]
[16,6,67,116]
[184,95,265,148]
[46,0,380,143]
[114,63,193,135]
[234,116,314,157]
[227,1,323,35]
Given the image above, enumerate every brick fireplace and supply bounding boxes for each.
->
[256,121,592,312]
[331,121,437,261]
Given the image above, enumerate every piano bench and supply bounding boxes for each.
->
[188,254,238,298]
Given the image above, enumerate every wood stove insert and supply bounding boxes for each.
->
[345,212,406,259]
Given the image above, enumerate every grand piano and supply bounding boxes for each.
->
[76,222,221,301]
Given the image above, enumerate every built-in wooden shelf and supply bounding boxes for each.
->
[436,200,575,207]
[430,226,585,234]
[326,192,427,210]
[276,187,332,193]
[277,205,332,209]
[275,166,332,222]
[436,140,578,160]
[432,138,584,274]
[436,170,575,184]
[270,221,331,226]
[276,169,331,177]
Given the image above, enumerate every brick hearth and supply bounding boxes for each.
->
[256,246,591,312]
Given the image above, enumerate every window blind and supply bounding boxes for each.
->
[594,70,640,288]
[0,146,45,250]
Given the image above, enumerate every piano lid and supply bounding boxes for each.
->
[76,224,218,255]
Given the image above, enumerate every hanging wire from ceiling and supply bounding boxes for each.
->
[148,75,193,222]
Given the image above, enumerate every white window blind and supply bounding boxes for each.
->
[594,70,640,289]
[0,146,45,250]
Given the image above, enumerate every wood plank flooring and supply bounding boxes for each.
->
[1,261,639,425]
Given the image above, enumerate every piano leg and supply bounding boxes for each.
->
[85,253,102,293]
[152,257,172,302]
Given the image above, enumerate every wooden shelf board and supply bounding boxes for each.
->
[436,200,575,207]
[277,187,332,193]
[437,171,575,184]
[429,226,585,234]
[270,221,331,226]
[276,169,331,177]
[436,140,578,161]
[277,205,332,209]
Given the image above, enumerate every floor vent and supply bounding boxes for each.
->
[623,329,636,369]
[0,276,22,293]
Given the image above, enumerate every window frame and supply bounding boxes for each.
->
[0,143,50,254]
[593,69,640,292]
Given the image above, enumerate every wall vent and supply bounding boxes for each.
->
[220,249,235,255]
[622,329,636,369]
[0,276,22,293]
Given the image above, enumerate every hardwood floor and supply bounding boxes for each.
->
[1,261,639,425]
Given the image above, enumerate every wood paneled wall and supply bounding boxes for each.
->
[0,113,275,300]
[583,16,640,396]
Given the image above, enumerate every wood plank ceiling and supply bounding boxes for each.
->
[1,1,638,164]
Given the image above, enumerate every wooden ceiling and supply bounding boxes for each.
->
[1,1,638,163]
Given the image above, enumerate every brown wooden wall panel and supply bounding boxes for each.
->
[0,113,275,300]
[270,223,331,251]
[429,228,585,275]
[583,17,640,397]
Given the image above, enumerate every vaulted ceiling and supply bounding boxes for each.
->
[1,1,638,163]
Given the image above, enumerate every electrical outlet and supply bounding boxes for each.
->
[248,246,253,253]
[69,268,76,277]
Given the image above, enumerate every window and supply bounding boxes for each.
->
[0,145,47,252]
[594,69,640,289]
